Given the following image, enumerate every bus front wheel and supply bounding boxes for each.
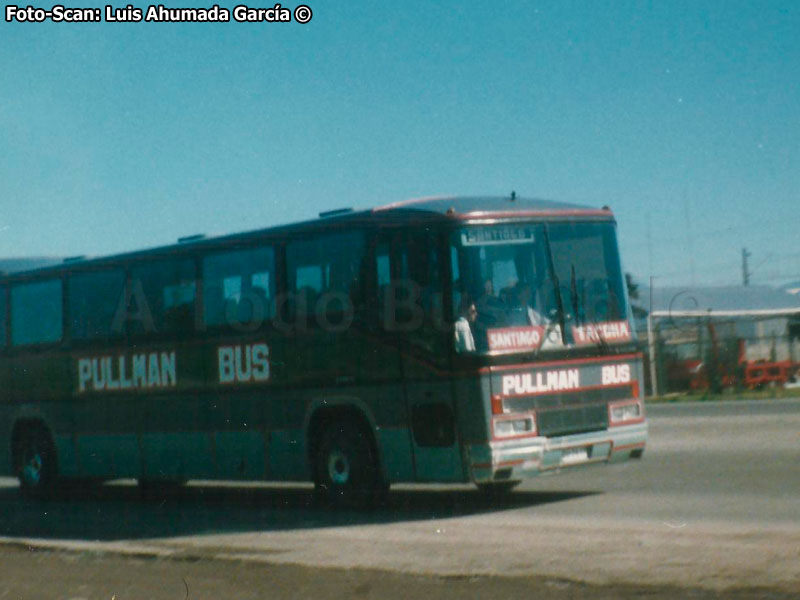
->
[15,426,58,499]
[315,421,385,508]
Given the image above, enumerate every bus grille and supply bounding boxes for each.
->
[536,404,608,437]
[504,385,632,413]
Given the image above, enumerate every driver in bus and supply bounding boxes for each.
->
[514,282,549,327]
[454,296,478,353]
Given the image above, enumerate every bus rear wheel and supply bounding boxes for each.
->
[15,426,58,499]
[314,421,385,508]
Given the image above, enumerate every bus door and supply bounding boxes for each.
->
[386,229,463,482]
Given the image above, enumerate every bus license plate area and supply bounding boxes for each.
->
[560,446,590,465]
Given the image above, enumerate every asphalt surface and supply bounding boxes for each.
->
[0,397,798,598]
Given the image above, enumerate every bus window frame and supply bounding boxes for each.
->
[66,265,128,347]
[284,228,369,331]
[8,276,66,350]
[373,225,453,363]
[0,284,8,351]
[123,254,201,343]
[200,240,280,336]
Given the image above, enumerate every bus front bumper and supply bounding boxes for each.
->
[467,422,648,484]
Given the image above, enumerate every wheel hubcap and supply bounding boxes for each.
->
[327,451,350,485]
[23,453,42,486]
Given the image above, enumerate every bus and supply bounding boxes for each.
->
[0,196,646,506]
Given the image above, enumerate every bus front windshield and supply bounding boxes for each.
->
[450,222,632,354]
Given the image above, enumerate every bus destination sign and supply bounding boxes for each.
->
[461,226,536,246]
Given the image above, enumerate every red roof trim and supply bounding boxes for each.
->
[452,209,613,220]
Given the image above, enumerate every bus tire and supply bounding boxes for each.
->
[476,481,520,495]
[15,425,58,499]
[314,420,384,509]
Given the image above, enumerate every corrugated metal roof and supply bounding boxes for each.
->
[642,285,800,317]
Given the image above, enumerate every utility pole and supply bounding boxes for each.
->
[742,248,751,286]
[646,212,653,277]
[684,186,696,285]
[648,276,658,397]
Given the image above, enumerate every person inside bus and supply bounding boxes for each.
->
[454,296,478,353]
[476,278,496,310]
[511,282,549,327]
[476,278,503,325]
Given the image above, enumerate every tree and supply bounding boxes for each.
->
[626,273,639,301]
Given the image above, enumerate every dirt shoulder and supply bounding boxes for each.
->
[1,544,796,600]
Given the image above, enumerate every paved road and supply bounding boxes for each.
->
[0,398,798,597]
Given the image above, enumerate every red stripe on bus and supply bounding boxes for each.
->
[612,442,646,452]
[480,353,642,373]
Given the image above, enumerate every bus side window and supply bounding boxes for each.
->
[203,246,275,330]
[391,231,446,354]
[0,286,7,348]
[129,258,196,337]
[450,244,462,322]
[286,231,366,328]
[10,279,63,346]
[374,241,391,328]
[69,269,126,340]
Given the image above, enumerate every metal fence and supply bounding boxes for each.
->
[641,314,800,396]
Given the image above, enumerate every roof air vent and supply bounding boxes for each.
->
[178,234,206,243]
[319,207,354,218]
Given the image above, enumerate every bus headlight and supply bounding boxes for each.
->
[493,415,536,438]
[609,400,642,424]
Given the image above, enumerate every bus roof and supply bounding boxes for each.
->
[0,196,613,281]
[372,195,610,218]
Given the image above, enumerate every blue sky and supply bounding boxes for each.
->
[1,1,798,287]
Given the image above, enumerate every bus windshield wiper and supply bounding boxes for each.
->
[529,310,555,359]
[570,264,580,324]
[542,226,567,346]
[584,316,610,353]
[570,264,609,353]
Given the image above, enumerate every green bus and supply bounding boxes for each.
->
[0,196,646,505]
